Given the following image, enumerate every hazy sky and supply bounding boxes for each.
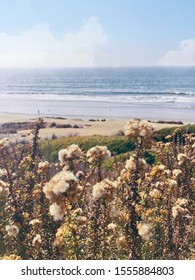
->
[0,0,195,67]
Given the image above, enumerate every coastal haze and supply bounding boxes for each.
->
[0,67,194,122]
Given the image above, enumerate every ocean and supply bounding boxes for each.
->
[0,67,194,122]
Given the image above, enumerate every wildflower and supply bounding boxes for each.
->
[77,185,84,192]
[58,144,83,163]
[177,153,188,165]
[0,254,22,260]
[125,156,136,170]
[165,142,171,147]
[135,204,144,215]
[92,179,117,200]
[158,165,166,171]
[172,169,182,177]
[155,181,165,189]
[167,179,177,188]
[43,170,77,199]
[38,161,49,169]
[56,225,66,237]
[0,137,14,147]
[29,219,41,226]
[149,166,157,177]
[32,234,42,245]
[53,225,66,248]
[117,235,127,249]
[20,156,32,165]
[175,198,188,207]
[120,168,126,176]
[137,222,153,240]
[172,198,189,219]
[149,188,162,199]
[0,180,7,193]
[0,168,7,177]
[49,203,64,221]
[86,145,111,163]
[107,223,117,231]
[144,209,155,218]
[110,205,119,218]
[74,208,83,215]
[77,216,87,225]
[5,225,19,237]
[119,211,129,223]
[125,156,147,171]
[23,212,30,219]
[125,119,155,138]
[76,171,84,179]
[172,205,185,218]
[139,191,147,200]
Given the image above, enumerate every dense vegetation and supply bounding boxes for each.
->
[40,135,136,162]
[0,119,194,260]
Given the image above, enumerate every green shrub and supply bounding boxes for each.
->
[143,150,156,165]
[153,124,195,143]
[39,135,135,162]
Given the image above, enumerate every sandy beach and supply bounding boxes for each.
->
[0,113,192,141]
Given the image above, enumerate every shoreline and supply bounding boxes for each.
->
[0,113,194,140]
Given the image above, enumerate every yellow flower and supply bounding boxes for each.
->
[0,254,22,260]
[119,211,129,223]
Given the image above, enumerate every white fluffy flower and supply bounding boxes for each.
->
[125,119,155,138]
[0,137,15,147]
[38,161,49,169]
[92,179,117,200]
[172,198,189,219]
[158,165,166,171]
[43,170,77,199]
[177,153,189,165]
[49,203,64,221]
[125,156,136,170]
[137,222,153,240]
[107,223,117,231]
[86,145,111,163]
[175,198,188,207]
[58,144,83,163]
[149,188,162,199]
[172,169,182,177]
[0,168,7,177]
[32,234,42,245]
[167,179,177,188]
[5,225,19,237]
[125,156,147,171]
[29,219,41,226]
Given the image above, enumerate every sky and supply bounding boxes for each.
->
[0,0,195,67]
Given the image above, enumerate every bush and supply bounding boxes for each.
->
[143,150,156,165]
[0,119,194,260]
[154,124,195,143]
[39,135,135,162]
